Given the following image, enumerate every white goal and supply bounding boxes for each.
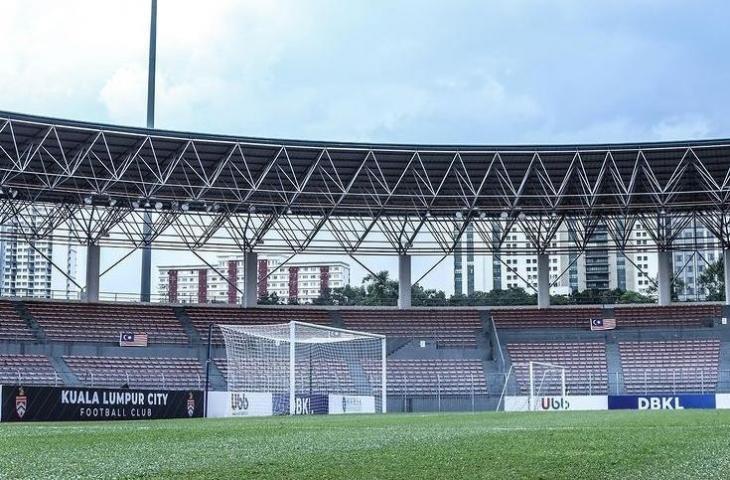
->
[218,321,386,415]
[527,361,566,411]
[498,361,566,411]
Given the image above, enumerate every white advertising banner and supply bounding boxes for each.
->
[328,395,376,414]
[504,395,608,412]
[206,391,274,418]
[205,391,230,418]
[715,394,730,409]
[230,392,273,417]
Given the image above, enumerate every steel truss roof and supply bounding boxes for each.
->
[1,110,730,256]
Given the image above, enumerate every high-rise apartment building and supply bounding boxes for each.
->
[0,221,53,298]
[158,255,350,304]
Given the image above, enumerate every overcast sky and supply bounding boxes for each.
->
[1,0,728,296]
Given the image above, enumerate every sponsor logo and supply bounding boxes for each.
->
[231,393,250,413]
[342,396,363,413]
[15,387,27,419]
[608,394,715,410]
[540,397,570,411]
[294,397,311,415]
[638,396,684,410]
[187,392,196,417]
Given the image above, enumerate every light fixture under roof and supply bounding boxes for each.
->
[132,200,140,209]
[83,196,93,205]
[500,211,509,220]
[109,198,117,207]
[181,203,189,212]
[155,201,163,210]
[248,205,256,214]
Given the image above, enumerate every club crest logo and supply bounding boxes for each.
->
[187,392,195,417]
[15,387,27,419]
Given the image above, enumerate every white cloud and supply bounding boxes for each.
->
[651,115,713,141]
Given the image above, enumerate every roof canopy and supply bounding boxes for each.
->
[1,110,729,255]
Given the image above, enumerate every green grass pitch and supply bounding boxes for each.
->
[2,410,730,479]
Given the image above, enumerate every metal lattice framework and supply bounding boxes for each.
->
[1,110,730,257]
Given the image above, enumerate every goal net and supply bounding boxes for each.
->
[218,321,386,415]
[499,361,566,411]
[527,361,566,411]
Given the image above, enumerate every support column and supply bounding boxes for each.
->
[243,252,258,308]
[657,250,672,306]
[398,254,411,309]
[722,248,730,305]
[85,244,100,302]
[537,253,550,308]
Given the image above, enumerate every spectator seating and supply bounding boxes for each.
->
[187,307,331,345]
[0,354,60,385]
[341,310,481,347]
[0,300,34,341]
[619,340,720,393]
[64,356,204,390]
[507,342,608,394]
[215,358,356,394]
[364,359,488,395]
[614,305,720,328]
[25,301,187,344]
[492,308,602,329]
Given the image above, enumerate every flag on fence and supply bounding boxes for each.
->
[120,332,148,347]
[590,318,616,331]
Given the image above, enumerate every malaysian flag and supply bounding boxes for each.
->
[119,332,148,347]
[590,318,616,331]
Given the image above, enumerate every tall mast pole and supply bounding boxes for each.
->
[140,0,157,302]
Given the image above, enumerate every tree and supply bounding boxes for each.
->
[645,277,685,301]
[361,271,398,306]
[699,258,725,301]
[258,292,282,305]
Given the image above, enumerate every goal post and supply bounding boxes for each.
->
[528,361,566,411]
[218,321,387,416]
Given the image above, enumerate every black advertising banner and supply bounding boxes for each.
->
[1,386,204,422]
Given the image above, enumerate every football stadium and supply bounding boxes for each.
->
[3,1,730,479]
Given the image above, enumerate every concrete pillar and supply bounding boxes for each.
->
[722,248,730,305]
[537,253,550,308]
[657,250,672,306]
[398,254,411,309]
[85,244,100,302]
[243,251,258,308]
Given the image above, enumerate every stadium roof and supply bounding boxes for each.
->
[1,110,730,255]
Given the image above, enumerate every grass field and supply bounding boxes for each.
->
[2,410,730,479]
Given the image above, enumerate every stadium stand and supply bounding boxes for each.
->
[187,307,330,344]
[619,340,720,393]
[0,354,60,385]
[364,359,488,394]
[613,305,720,328]
[0,300,33,341]
[25,301,187,344]
[507,342,609,394]
[491,308,602,329]
[341,310,481,347]
[64,356,204,390]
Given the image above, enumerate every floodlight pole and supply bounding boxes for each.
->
[140,0,157,302]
